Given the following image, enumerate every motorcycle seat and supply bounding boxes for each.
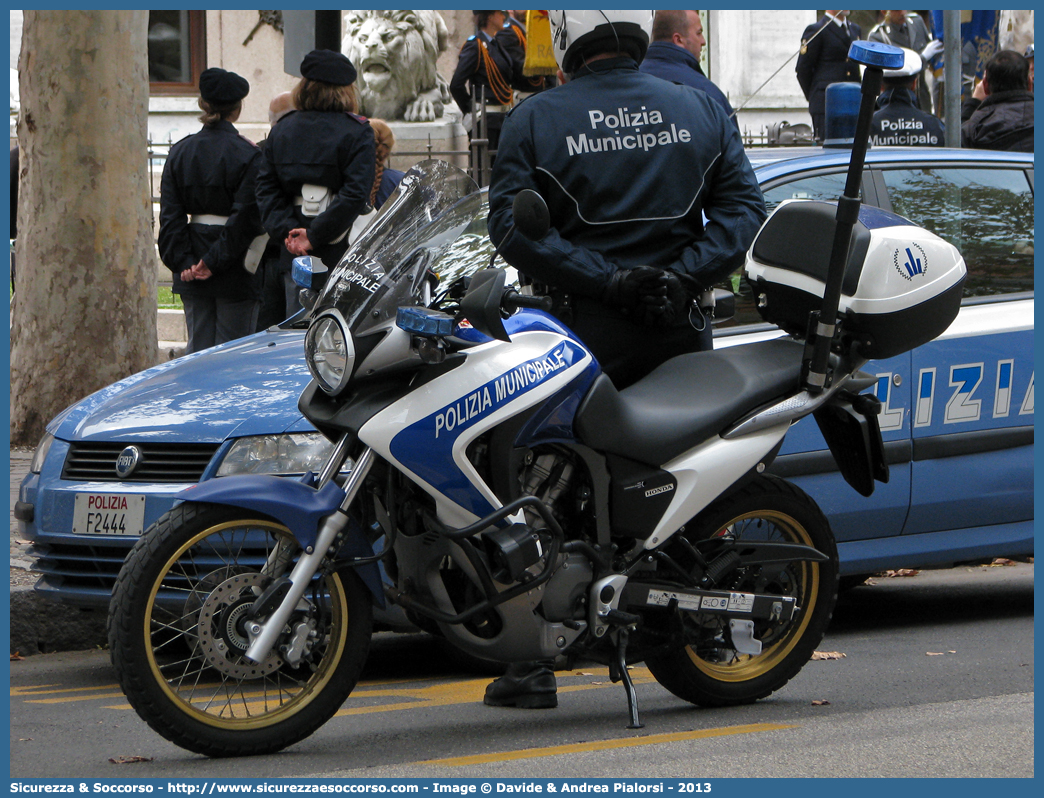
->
[575,338,804,466]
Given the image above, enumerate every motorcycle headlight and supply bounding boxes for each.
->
[30,432,55,474]
[216,433,348,477]
[305,312,354,395]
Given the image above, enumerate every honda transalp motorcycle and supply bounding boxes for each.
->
[108,43,966,757]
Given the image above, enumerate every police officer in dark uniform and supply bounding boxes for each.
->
[496,10,555,95]
[484,11,765,709]
[255,50,375,317]
[158,67,264,354]
[255,91,297,332]
[795,10,863,142]
[489,10,766,389]
[868,11,940,114]
[450,10,518,152]
[870,48,945,147]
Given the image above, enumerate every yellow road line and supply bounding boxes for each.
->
[421,723,798,767]
[27,692,127,704]
[335,668,655,717]
[11,684,120,697]
[68,667,655,714]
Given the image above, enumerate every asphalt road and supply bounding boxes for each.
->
[8,562,1034,780]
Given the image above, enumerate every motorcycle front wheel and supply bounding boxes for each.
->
[646,475,838,707]
[108,502,373,757]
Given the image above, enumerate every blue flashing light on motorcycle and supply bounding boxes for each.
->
[108,43,968,758]
[291,254,328,292]
[395,306,456,338]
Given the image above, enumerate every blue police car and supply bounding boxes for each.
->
[16,147,1033,610]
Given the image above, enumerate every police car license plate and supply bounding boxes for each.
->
[72,493,146,536]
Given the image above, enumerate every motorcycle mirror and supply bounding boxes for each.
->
[458,269,510,342]
[512,190,550,241]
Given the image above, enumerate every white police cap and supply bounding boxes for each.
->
[882,47,924,78]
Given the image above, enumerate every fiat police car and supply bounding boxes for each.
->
[16,147,1033,609]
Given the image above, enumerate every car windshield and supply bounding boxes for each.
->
[309,160,488,337]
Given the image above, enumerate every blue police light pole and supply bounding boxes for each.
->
[803,41,905,395]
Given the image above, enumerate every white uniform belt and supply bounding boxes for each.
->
[189,213,268,274]
[190,214,229,225]
[293,198,349,245]
[481,104,510,113]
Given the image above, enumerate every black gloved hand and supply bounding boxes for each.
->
[601,265,665,310]
[635,270,692,329]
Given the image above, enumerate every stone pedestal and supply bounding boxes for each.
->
[385,115,470,173]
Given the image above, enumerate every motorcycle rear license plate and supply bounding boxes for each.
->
[72,493,146,536]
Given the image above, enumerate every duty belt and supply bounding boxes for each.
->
[479,104,511,113]
[293,194,350,245]
[188,214,269,275]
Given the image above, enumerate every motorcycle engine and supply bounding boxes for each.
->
[517,449,594,623]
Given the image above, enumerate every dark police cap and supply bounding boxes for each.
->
[199,68,249,105]
[300,49,358,86]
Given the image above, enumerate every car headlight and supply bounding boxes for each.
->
[305,311,354,395]
[216,433,347,477]
[30,432,55,474]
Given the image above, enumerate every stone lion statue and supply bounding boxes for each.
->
[342,10,453,122]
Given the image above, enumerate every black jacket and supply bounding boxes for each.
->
[870,88,945,147]
[488,58,765,299]
[254,110,376,269]
[450,31,518,112]
[640,42,739,130]
[495,20,551,93]
[157,120,263,300]
[796,16,862,116]
[961,91,1034,152]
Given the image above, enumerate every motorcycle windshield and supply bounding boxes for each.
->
[311,159,483,337]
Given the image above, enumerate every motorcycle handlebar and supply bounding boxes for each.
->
[503,290,553,312]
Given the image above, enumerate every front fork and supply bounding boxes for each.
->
[244,444,375,664]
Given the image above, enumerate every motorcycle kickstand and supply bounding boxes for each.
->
[609,627,644,730]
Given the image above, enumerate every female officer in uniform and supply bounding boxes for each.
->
[255,49,376,317]
[158,67,263,354]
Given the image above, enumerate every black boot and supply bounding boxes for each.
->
[484,660,558,709]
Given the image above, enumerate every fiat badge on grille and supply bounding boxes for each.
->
[115,446,143,479]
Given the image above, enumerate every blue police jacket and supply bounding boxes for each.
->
[870,88,945,147]
[639,41,739,130]
[488,57,765,298]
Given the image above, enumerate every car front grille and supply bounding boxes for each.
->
[61,442,221,483]
[27,541,269,609]
[28,541,130,606]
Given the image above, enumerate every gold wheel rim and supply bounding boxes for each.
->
[144,520,349,730]
[686,510,819,683]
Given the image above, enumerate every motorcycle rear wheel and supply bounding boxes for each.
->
[646,475,838,707]
[108,502,372,757]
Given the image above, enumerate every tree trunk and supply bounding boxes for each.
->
[11,10,157,446]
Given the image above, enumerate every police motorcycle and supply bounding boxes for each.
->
[109,41,966,758]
